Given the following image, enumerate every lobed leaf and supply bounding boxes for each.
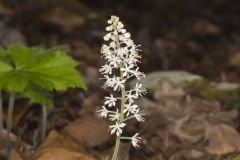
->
[0,43,87,105]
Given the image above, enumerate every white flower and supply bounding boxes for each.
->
[121,64,134,77]
[127,53,139,65]
[106,26,113,31]
[123,104,139,116]
[109,122,126,136]
[99,64,113,75]
[134,83,146,97]
[104,94,117,107]
[102,76,115,88]
[101,45,110,54]
[125,39,134,47]
[97,106,109,118]
[126,91,137,104]
[117,22,124,29]
[124,32,131,38]
[131,67,145,80]
[110,16,119,24]
[131,133,141,147]
[134,109,145,122]
[119,29,126,33]
[112,77,126,91]
[104,33,111,41]
[117,47,128,57]
[109,55,121,68]
[109,109,120,121]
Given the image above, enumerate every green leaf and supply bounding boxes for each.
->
[26,50,87,91]
[0,47,7,60]
[0,43,86,96]
[0,70,29,92]
[233,155,240,160]
[23,84,53,107]
[0,61,12,72]
[7,43,38,68]
[0,61,28,92]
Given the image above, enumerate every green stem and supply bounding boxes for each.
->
[123,116,134,122]
[112,136,121,160]
[0,90,4,139]
[111,25,126,160]
[112,75,126,160]
[120,137,132,140]
[41,105,47,140]
[6,92,15,155]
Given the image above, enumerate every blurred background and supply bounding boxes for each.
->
[1,0,240,79]
[0,0,240,160]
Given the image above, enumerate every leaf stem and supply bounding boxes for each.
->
[41,105,47,140]
[0,90,4,139]
[6,92,15,155]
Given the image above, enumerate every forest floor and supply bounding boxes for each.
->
[0,0,240,159]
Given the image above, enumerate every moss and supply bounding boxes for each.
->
[184,79,239,100]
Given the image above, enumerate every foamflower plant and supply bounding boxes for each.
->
[98,16,146,160]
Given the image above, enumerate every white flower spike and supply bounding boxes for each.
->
[98,15,146,160]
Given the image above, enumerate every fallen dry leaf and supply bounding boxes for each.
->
[12,101,32,128]
[192,20,220,35]
[207,109,238,125]
[229,51,240,66]
[79,93,101,115]
[9,149,23,160]
[171,116,203,143]
[63,115,111,148]
[204,121,240,155]
[27,130,96,160]
[154,81,185,101]
[0,22,26,45]
[72,41,100,65]
[182,149,204,159]
[0,2,14,15]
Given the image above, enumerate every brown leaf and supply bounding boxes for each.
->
[154,81,185,101]
[12,101,32,128]
[0,2,14,15]
[229,51,240,66]
[192,20,220,35]
[9,149,23,160]
[40,7,85,32]
[0,23,26,45]
[78,93,101,116]
[204,121,240,155]
[208,109,238,125]
[63,116,111,148]
[183,149,204,159]
[72,41,100,65]
[171,116,203,143]
[27,130,96,160]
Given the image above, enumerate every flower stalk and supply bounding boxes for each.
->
[98,16,146,160]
